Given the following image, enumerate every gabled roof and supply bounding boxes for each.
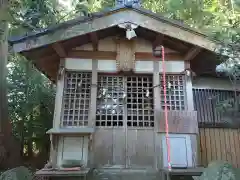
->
[9,5,203,42]
[9,5,220,81]
[9,5,218,53]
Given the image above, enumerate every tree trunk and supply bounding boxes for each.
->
[0,16,10,167]
[0,1,22,169]
[0,0,9,134]
[27,114,33,159]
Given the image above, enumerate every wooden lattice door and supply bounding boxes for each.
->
[125,76,155,168]
[94,74,155,168]
[95,75,126,167]
[96,75,154,127]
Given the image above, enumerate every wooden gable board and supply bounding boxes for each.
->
[12,8,217,53]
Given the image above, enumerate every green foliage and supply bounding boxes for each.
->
[4,0,57,160]
[9,0,60,33]
[7,55,55,155]
[0,166,32,180]
[200,161,239,180]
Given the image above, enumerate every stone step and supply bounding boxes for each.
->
[91,168,159,180]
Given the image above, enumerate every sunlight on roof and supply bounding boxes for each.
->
[58,0,73,11]
[7,62,14,68]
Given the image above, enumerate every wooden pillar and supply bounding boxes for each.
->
[49,135,58,168]
[185,61,199,167]
[88,60,98,167]
[153,60,161,170]
[50,59,65,167]
[185,61,194,111]
[89,60,98,127]
[53,59,65,128]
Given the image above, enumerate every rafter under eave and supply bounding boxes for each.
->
[89,32,99,51]
[184,46,202,61]
[152,34,164,48]
[52,43,67,58]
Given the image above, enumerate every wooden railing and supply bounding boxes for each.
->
[193,88,236,127]
[156,110,198,134]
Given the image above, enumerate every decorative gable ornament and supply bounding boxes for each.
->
[118,23,138,40]
[115,0,141,7]
[115,39,135,72]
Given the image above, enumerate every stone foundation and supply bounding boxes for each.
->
[38,168,160,180]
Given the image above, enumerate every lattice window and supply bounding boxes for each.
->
[62,72,91,127]
[127,76,154,127]
[96,76,124,127]
[96,75,154,127]
[160,74,186,110]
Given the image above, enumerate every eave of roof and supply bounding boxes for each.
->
[8,5,214,44]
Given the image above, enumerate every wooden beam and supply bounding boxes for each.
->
[67,50,184,60]
[68,50,116,59]
[135,52,183,60]
[89,32,98,51]
[184,46,201,61]
[52,43,67,58]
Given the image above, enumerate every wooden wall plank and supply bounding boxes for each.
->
[155,133,163,169]
[205,129,211,163]
[235,130,240,167]
[190,135,198,166]
[136,130,155,168]
[157,111,198,134]
[215,129,221,161]
[220,129,227,161]
[228,130,234,165]
[126,129,137,167]
[127,129,155,168]
[231,130,237,167]
[232,130,238,167]
[93,129,113,167]
[199,130,205,166]
[224,129,231,162]
[212,129,217,161]
[112,129,125,167]
[199,128,240,168]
